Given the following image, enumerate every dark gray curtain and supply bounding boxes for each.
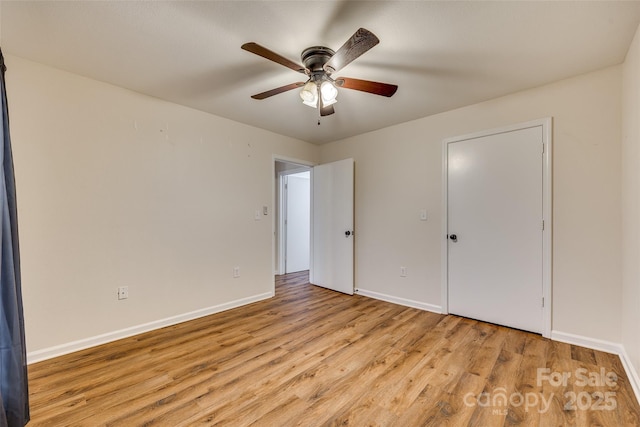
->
[0,49,30,426]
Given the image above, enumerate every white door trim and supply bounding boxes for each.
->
[440,118,552,338]
[277,168,312,274]
[272,156,315,277]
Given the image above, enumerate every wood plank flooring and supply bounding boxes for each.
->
[27,271,640,426]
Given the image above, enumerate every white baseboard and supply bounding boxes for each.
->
[551,330,640,406]
[619,346,640,406]
[27,291,274,364]
[355,288,442,314]
[551,330,623,355]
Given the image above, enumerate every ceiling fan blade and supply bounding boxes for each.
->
[319,93,336,116]
[251,82,305,100]
[323,28,380,74]
[335,77,398,97]
[320,104,335,117]
[242,42,306,74]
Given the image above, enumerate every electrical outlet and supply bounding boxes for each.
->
[118,286,129,300]
[233,266,240,278]
[400,267,407,277]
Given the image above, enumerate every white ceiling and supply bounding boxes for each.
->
[2,1,640,144]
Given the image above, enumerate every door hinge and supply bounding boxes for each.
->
[542,143,545,154]
[542,297,545,308]
[542,220,545,230]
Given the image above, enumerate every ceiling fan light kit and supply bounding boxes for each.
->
[300,81,319,107]
[242,28,398,118]
[300,78,338,109]
[320,81,338,106]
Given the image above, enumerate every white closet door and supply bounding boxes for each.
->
[447,126,543,333]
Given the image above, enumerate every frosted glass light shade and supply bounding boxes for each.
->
[320,81,338,105]
[300,81,318,108]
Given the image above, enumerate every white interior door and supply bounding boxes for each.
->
[310,158,354,295]
[285,172,310,273]
[447,125,543,333]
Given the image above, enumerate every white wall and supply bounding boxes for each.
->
[622,23,640,385]
[320,65,622,342]
[5,55,319,358]
[5,49,629,359]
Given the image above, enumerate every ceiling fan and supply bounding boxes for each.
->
[241,28,398,117]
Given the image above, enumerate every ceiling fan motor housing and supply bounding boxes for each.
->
[301,46,335,78]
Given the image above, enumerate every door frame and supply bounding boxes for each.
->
[273,156,315,277]
[440,118,552,338]
[278,169,311,274]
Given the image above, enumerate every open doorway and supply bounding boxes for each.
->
[275,161,311,275]
[273,157,354,295]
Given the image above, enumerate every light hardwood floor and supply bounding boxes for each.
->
[28,271,640,426]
